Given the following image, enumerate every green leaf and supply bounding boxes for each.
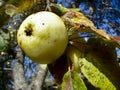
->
[69,37,120,89]
[50,4,69,16]
[0,33,9,51]
[79,58,116,90]
[0,0,42,27]
[0,36,6,51]
[5,4,18,17]
[62,70,87,90]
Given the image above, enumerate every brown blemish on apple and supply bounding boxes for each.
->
[25,29,32,36]
[42,23,45,25]
[24,24,33,36]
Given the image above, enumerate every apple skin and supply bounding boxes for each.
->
[17,11,68,64]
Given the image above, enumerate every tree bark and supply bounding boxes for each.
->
[13,47,28,90]
[28,64,48,90]
[13,46,47,90]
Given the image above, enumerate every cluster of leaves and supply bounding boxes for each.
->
[0,0,46,27]
[48,4,120,90]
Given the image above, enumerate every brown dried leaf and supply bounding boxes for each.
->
[5,4,18,17]
[62,11,111,40]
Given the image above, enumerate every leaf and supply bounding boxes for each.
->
[62,11,95,28]
[48,55,69,84]
[0,0,41,27]
[79,58,116,90]
[5,4,18,17]
[62,70,87,90]
[0,33,9,51]
[15,0,35,14]
[0,0,21,27]
[110,36,120,48]
[69,37,120,89]
[61,10,120,48]
[6,0,37,15]
[62,11,111,40]
[50,3,69,16]
[0,36,6,51]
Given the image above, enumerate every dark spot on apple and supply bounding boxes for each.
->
[42,23,45,25]
[25,29,32,36]
[24,24,33,36]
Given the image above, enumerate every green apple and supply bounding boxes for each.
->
[17,11,68,64]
